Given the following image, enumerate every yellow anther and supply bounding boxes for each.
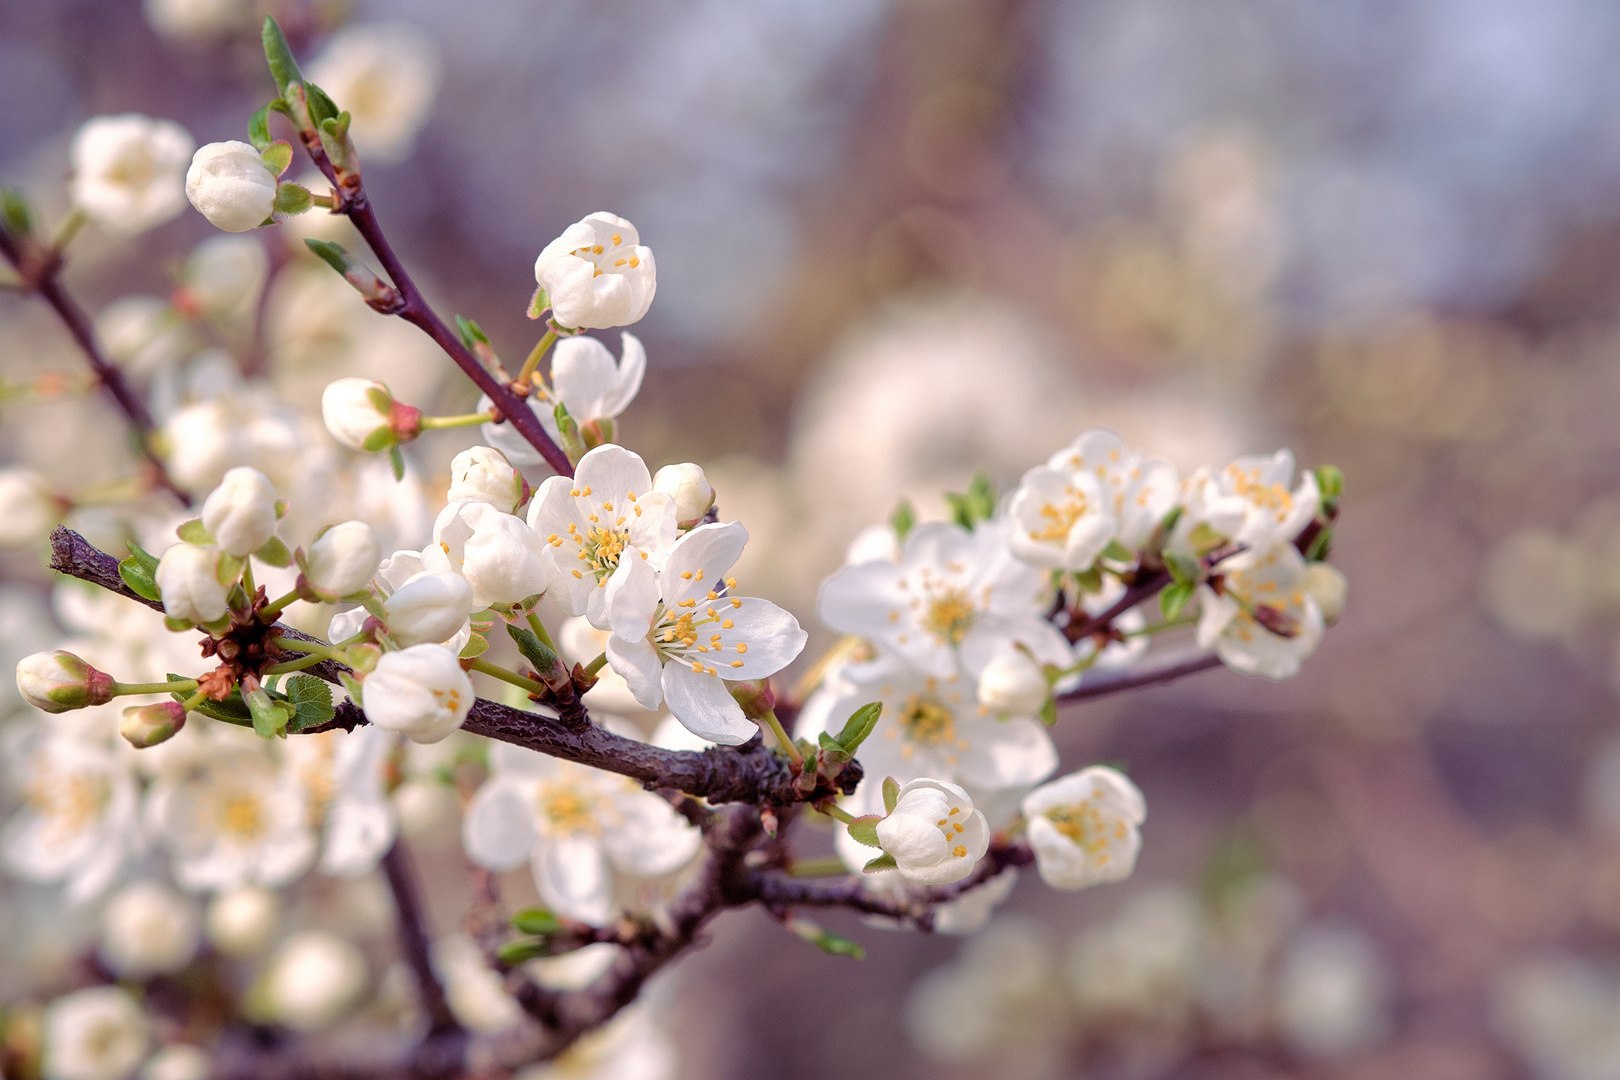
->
[721,619,734,629]
[678,598,697,608]
[952,845,967,858]
[730,660,744,668]
[735,643,747,654]
[681,571,694,580]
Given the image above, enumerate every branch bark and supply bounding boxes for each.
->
[379,840,465,1078]
[1055,646,1223,702]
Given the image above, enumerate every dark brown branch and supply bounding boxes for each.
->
[1066,569,1168,641]
[48,526,859,807]
[290,129,574,477]
[1056,646,1223,703]
[379,840,465,1077]
[0,231,192,506]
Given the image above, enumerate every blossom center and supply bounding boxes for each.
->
[1226,465,1294,520]
[217,792,265,841]
[1046,798,1126,860]
[901,693,957,746]
[107,148,157,191]
[538,782,598,835]
[922,589,976,645]
[571,231,641,279]
[25,772,109,840]
[1034,486,1090,543]
[931,804,971,858]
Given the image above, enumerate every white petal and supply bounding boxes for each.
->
[600,791,703,877]
[603,549,659,642]
[319,798,395,878]
[461,781,537,871]
[606,634,665,710]
[660,522,748,609]
[534,835,613,924]
[660,662,756,745]
[598,332,646,417]
[702,597,807,679]
[550,336,620,420]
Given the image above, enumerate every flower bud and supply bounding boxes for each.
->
[200,466,278,557]
[728,679,776,721]
[206,886,277,956]
[977,648,1049,717]
[654,462,714,527]
[184,141,277,232]
[361,643,473,743]
[155,543,231,625]
[99,880,200,978]
[447,446,526,513]
[16,650,114,713]
[305,521,382,600]
[120,702,187,748]
[383,572,474,646]
[532,212,656,330]
[0,467,60,548]
[1305,562,1347,625]
[875,778,990,885]
[263,931,367,1031]
[320,379,421,450]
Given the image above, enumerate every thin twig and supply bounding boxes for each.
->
[379,840,463,1045]
[1055,646,1223,702]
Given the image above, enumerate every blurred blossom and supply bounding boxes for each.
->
[98,879,201,978]
[1483,528,1592,641]
[515,1005,676,1080]
[306,24,442,166]
[260,930,367,1031]
[1495,955,1620,1080]
[143,0,250,41]
[1065,886,1202,1029]
[1276,925,1392,1058]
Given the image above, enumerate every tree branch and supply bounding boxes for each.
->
[1055,646,1223,703]
[378,840,465,1078]
[0,231,192,506]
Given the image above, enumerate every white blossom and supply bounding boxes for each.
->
[144,740,315,892]
[533,214,656,330]
[377,564,475,647]
[306,23,442,165]
[16,650,114,713]
[204,885,278,956]
[478,334,649,469]
[653,463,714,528]
[185,141,277,233]
[1021,766,1145,890]
[283,726,398,878]
[95,297,191,376]
[1305,561,1348,625]
[139,1046,210,1080]
[1028,428,1180,560]
[976,647,1049,718]
[2,725,141,902]
[42,986,150,1080]
[178,234,269,322]
[1277,925,1391,1058]
[200,466,278,557]
[0,467,59,547]
[320,378,396,450]
[515,1006,676,1080]
[305,521,382,601]
[361,644,473,744]
[433,934,524,1033]
[71,114,194,237]
[601,521,807,745]
[263,930,367,1031]
[98,879,200,978]
[155,543,230,625]
[819,519,1071,680]
[1176,449,1319,554]
[426,499,551,608]
[447,446,527,513]
[463,741,702,924]
[875,778,989,885]
[798,653,1057,792]
[1195,542,1324,679]
[143,0,248,39]
[528,444,679,629]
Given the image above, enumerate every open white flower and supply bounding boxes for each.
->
[447,446,527,513]
[515,1006,676,1080]
[42,986,150,1080]
[306,23,442,165]
[185,141,278,233]
[533,213,657,330]
[1196,542,1324,679]
[144,740,315,892]
[463,741,702,925]
[1006,466,1114,570]
[154,543,230,625]
[306,520,382,600]
[2,725,141,902]
[602,521,807,744]
[1022,766,1145,890]
[200,466,278,557]
[178,234,269,323]
[99,879,201,978]
[283,726,398,878]
[819,519,1070,680]
[1176,449,1319,554]
[798,653,1057,792]
[527,444,678,628]
[479,334,646,467]
[1044,429,1181,552]
[362,644,473,744]
[876,778,990,885]
[0,467,59,547]
[426,500,551,608]
[71,114,194,238]
[263,930,367,1031]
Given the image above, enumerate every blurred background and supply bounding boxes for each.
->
[6,0,1620,1077]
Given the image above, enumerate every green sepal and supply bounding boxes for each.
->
[388,445,405,481]
[216,552,245,586]
[361,426,396,453]
[248,103,276,150]
[1101,539,1134,563]
[261,16,303,98]
[833,701,882,753]
[495,939,548,966]
[1039,697,1058,727]
[816,732,851,765]
[1073,565,1103,594]
[881,776,900,815]
[786,920,865,960]
[846,815,883,848]
[261,141,294,177]
[506,624,559,675]
[305,238,353,276]
[273,182,312,216]
[1159,579,1196,621]
[284,675,335,733]
[889,499,916,543]
[256,535,294,568]
[458,632,489,660]
[1185,521,1226,555]
[273,499,288,519]
[511,907,562,936]
[338,671,364,706]
[1165,552,1202,585]
[1315,463,1344,504]
[527,285,549,320]
[177,518,213,545]
[1,187,33,238]
[164,615,194,632]
[304,81,340,127]
[456,315,491,348]
[1305,526,1333,562]
[245,687,292,738]
[862,853,898,874]
[946,472,997,529]
[119,543,162,602]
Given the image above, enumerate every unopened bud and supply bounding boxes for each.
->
[120,701,187,748]
[447,446,527,513]
[1305,562,1347,625]
[200,466,278,557]
[16,650,115,713]
[184,141,277,233]
[321,379,420,452]
[977,648,1049,717]
[305,521,382,600]
[654,462,715,527]
[729,679,776,721]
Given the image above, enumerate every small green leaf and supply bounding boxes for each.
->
[285,675,335,733]
[1039,697,1057,727]
[506,624,559,676]
[0,187,33,238]
[1073,565,1103,594]
[862,852,898,874]
[882,776,900,815]
[256,535,294,568]
[338,671,364,705]
[458,632,489,660]
[118,555,161,602]
[1185,521,1226,555]
[847,815,882,848]
[455,315,491,348]
[1159,579,1196,621]
[1315,464,1344,503]
[125,540,160,574]
[245,688,291,739]
[786,919,865,959]
[248,102,276,150]
[496,939,548,966]
[511,907,562,935]
[1102,539,1134,563]
[816,732,851,765]
[889,499,916,542]
[388,445,405,481]
[261,141,294,177]
[215,552,245,586]
[177,518,213,545]
[834,701,882,752]
[273,182,312,217]
[527,285,549,320]
[1305,526,1333,562]
[1165,552,1202,585]
[304,238,352,276]
[304,81,340,127]
[187,685,254,725]
[261,16,303,98]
